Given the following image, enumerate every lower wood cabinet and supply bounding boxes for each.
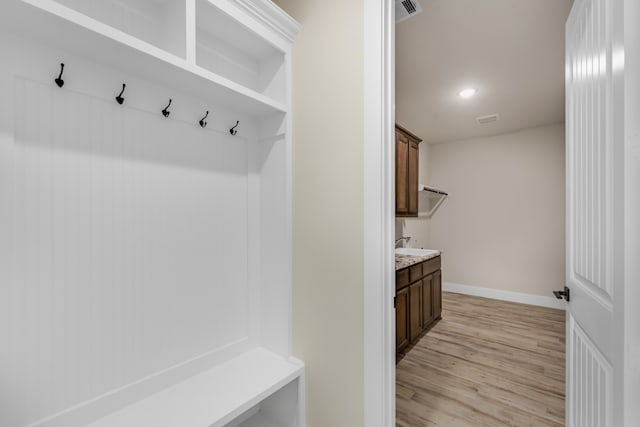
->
[421,275,433,328]
[396,256,442,354]
[396,287,409,351]
[409,281,423,343]
[433,270,442,320]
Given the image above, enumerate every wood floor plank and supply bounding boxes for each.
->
[397,292,566,426]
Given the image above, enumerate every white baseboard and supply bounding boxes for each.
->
[443,282,566,310]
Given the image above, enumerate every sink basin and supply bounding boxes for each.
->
[395,248,439,257]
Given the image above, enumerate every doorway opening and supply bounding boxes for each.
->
[392,1,572,425]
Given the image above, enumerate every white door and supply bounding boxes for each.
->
[564,0,625,425]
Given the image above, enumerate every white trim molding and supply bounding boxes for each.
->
[443,282,567,310]
[232,0,301,43]
[363,0,395,426]
[624,0,640,420]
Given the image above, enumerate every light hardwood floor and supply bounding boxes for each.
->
[396,292,566,427]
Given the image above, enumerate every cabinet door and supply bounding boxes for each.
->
[396,287,409,352]
[395,132,409,215]
[409,281,423,342]
[407,140,419,215]
[422,275,433,328]
[433,270,442,319]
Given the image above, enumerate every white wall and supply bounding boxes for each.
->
[427,124,566,298]
[269,1,365,426]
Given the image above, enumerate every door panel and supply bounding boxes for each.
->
[409,281,422,342]
[432,270,441,319]
[567,0,613,305]
[421,276,433,328]
[395,134,408,214]
[407,141,419,215]
[568,314,612,426]
[396,287,409,352]
[565,0,622,424]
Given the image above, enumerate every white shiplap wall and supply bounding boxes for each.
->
[0,38,262,426]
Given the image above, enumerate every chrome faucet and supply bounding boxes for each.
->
[395,236,411,248]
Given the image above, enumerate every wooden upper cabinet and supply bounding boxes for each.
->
[408,141,419,214]
[395,125,422,217]
[395,132,409,215]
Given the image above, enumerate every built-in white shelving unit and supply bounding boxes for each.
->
[0,1,300,426]
[2,0,290,116]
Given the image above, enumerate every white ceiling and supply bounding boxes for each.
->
[395,0,574,143]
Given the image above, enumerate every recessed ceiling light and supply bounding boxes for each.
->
[457,88,477,99]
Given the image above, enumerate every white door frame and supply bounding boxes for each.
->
[363,0,395,426]
[623,0,640,423]
[361,0,639,425]
[602,0,640,424]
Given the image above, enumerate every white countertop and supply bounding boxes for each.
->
[395,249,441,270]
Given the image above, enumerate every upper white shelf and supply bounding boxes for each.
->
[196,0,287,104]
[3,0,290,117]
[85,347,303,427]
[50,0,189,58]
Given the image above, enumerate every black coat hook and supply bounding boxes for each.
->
[115,83,126,105]
[199,110,209,128]
[229,120,239,136]
[55,63,65,88]
[162,99,172,118]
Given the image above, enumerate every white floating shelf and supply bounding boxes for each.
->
[86,348,303,427]
[3,0,288,118]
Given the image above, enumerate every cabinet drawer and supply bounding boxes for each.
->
[409,263,422,282]
[422,256,441,276]
[396,269,409,290]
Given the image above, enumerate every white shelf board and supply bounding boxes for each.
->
[2,0,287,118]
[85,347,303,427]
[237,415,283,427]
[197,0,283,61]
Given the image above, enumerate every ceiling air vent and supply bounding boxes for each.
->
[476,113,500,125]
[396,0,422,24]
